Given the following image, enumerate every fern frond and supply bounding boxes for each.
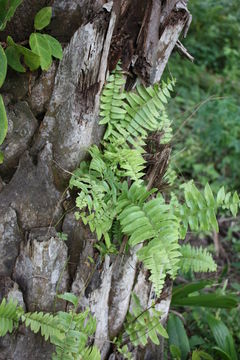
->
[22,311,63,342]
[118,81,174,146]
[52,309,97,360]
[125,293,168,347]
[179,244,217,273]
[82,346,101,360]
[158,108,173,144]
[0,298,22,336]
[117,184,181,295]
[104,146,146,183]
[177,181,240,239]
[99,64,127,139]
[99,64,174,149]
[111,219,123,244]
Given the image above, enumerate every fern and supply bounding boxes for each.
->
[117,183,181,295]
[70,66,239,298]
[125,293,168,347]
[176,181,240,239]
[104,145,146,183]
[69,156,119,247]
[179,244,217,273]
[0,298,22,336]
[22,311,63,342]
[0,295,100,360]
[99,64,126,139]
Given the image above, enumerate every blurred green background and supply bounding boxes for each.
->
[167,0,240,192]
[164,1,240,357]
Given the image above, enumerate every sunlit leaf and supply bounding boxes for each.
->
[34,6,52,30]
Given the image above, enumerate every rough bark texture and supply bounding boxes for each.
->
[0,1,191,359]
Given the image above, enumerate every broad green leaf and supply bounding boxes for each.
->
[29,33,52,70]
[43,34,63,60]
[172,281,210,301]
[5,46,25,72]
[0,45,7,87]
[0,95,8,145]
[0,0,22,30]
[207,315,237,360]
[172,294,238,309]
[34,6,52,30]
[167,314,190,360]
[212,347,231,360]
[57,292,78,307]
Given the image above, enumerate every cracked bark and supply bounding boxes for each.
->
[0,1,191,359]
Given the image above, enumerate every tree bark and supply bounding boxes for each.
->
[0,1,191,359]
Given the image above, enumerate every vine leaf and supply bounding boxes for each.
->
[34,6,52,30]
[0,0,22,30]
[5,46,25,72]
[44,34,63,60]
[7,36,40,71]
[0,45,7,87]
[29,33,52,70]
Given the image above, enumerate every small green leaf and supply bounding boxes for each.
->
[29,33,52,70]
[217,186,225,205]
[0,95,8,146]
[7,36,40,71]
[204,183,215,208]
[57,292,78,307]
[5,46,25,72]
[0,151,4,164]
[43,34,63,60]
[34,6,52,30]
[0,45,7,87]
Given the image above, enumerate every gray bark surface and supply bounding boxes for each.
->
[0,1,191,359]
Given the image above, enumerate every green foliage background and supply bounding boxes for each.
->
[166,0,240,192]
[164,1,240,357]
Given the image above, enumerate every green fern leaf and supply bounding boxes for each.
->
[179,244,217,273]
[0,298,22,336]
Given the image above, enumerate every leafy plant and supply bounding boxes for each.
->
[167,314,190,360]
[207,315,238,360]
[0,294,100,360]
[124,293,168,347]
[171,281,238,309]
[0,5,62,163]
[70,66,240,297]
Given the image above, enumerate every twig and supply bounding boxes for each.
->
[175,40,194,62]
[213,230,220,258]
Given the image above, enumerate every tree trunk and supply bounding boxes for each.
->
[0,1,191,359]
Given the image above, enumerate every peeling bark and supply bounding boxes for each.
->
[0,1,192,359]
